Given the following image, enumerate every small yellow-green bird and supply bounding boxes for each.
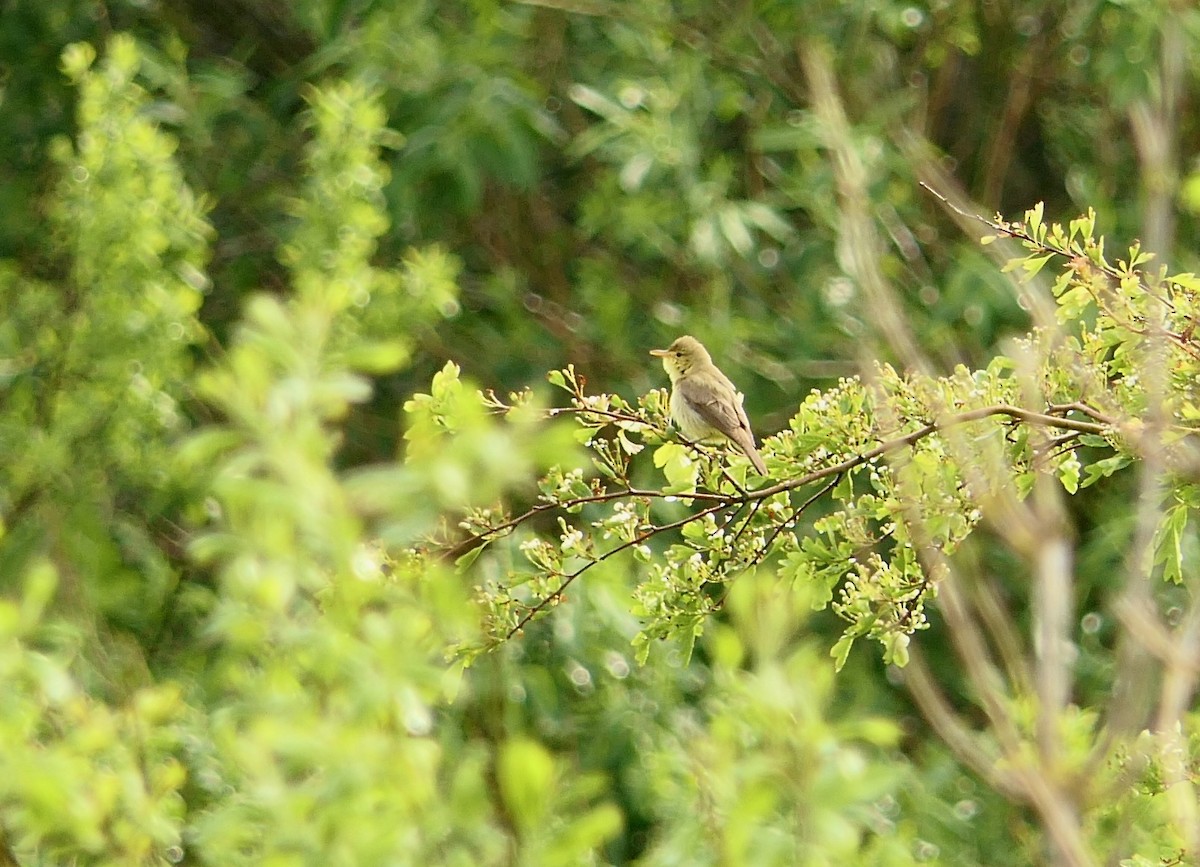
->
[650,335,768,476]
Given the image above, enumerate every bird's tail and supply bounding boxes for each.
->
[745,444,768,476]
[732,431,768,476]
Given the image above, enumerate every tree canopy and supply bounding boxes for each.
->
[2,1,1200,865]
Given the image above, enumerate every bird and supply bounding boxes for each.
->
[649,335,768,476]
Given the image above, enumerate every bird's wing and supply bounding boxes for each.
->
[732,391,754,439]
[680,378,752,440]
[682,378,767,474]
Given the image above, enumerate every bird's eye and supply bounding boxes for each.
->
[675,351,682,357]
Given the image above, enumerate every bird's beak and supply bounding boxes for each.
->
[649,349,670,357]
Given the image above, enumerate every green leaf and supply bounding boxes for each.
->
[830,635,854,672]
[681,623,699,665]
[718,205,753,256]
[654,443,698,489]
[455,545,485,572]
[1027,201,1044,237]
[1056,452,1080,494]
[60,42,97,80]
[631,632,651,666]
[1166,272,1200,292]
[1152,503,1188,585]
[547,803,623,860]
[883,632,910,668]
[19,559,58,633]
[1069,210,1095,242]
[1082,454,1133,488]
[742,201,796,241]
[1021,254,1054,279]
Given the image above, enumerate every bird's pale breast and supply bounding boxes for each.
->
[670,386,721,441]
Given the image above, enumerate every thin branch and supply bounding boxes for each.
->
[727,497,765,550]
[748,472,842,568]
[802,41,930,374]
[935,566,1025,755]
[965,561,1035,697]
[748,404,1108,503]
[544,404,647,425]
[1046,402,1118,426]
[463,398,1114,643]
[904,645,1023,798]
[938,564,1096,866]
[1112,595,1200,676]
[508,0,624,17]
[451,399,1111,571]
[1032,476,1074,768]
[458,402,1110,556]
[506,502,730,638]
[920,182,1197,330]
[445,486,731,561]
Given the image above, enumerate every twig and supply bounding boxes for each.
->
[465,399,1114,640]
[921,182,1198,329]
[746,404,1108,503]
[904,645,1023,798]
[506,502,730,637]
[749,472,842,568]
[445,486,731,561]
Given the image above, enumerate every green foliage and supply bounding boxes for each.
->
[442,205,1200,862]
[452,259,1136,667]
[4,3,1200,866]
[0,28,211,686]
[632,577,920,867]
[0,563,187,864]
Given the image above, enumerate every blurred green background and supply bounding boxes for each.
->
[1,0,1197,864]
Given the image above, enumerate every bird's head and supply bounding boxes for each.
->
[650,335,712,380]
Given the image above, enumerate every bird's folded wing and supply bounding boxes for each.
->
[682,380,751,439]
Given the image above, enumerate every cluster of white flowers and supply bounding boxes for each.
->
[554,467,585,497]
[597,500,641,541]
[519,538,550,558]
[560,527,584,551]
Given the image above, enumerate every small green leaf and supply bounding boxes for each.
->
[1021,254,1054,279]
[1027,201,1044,236]
[681,623,699,665]
[631,632,651,665]
[1069,210,1095,241]
[1056,452,1080,494]
[1152,504,1188,585]
[1082,454,1132,488]
[1166,273,1200,292]
[549,804,623,858]
[831,635,854,671]
[20,559,58,632]
[883,632,910,668]
[60,42,98,80]
[654,443,698,489]
[616,429,644,455]
[340,340,409,373]
[455,545,485,571]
